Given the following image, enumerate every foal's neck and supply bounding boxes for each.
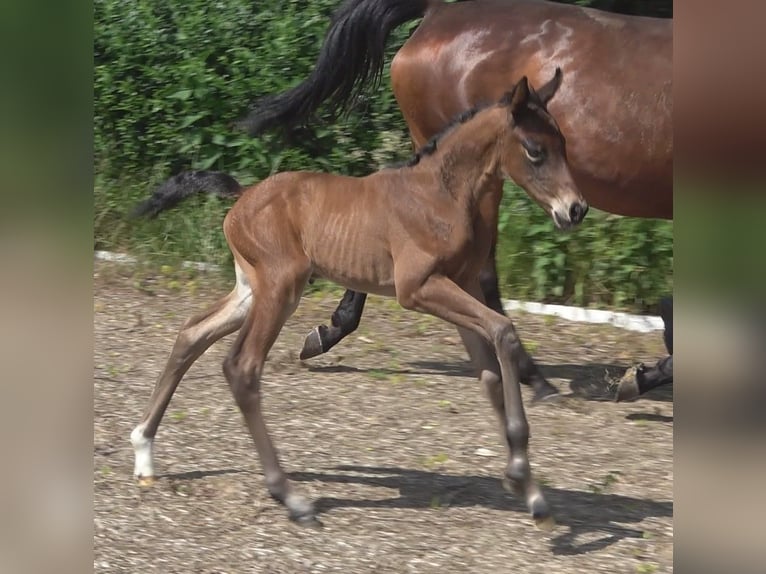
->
[420,106,505,208]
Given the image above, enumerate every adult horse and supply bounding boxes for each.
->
[239,0,673,401]
[131,75,587,528]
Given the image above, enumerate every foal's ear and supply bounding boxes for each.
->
[535,67,563,106]
[502,76,530,114]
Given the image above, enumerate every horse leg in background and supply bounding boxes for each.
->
[616,295,673,402]
[299,290,367,359]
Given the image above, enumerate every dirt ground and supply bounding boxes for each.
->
[93,261,673,573]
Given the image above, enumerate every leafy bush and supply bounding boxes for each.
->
[94,0,672,313]
[497,184,673,313]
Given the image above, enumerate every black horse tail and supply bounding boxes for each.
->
[237,0,435,136]
[130,170,244,219]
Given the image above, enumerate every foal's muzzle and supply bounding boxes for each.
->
[553,200,589,229]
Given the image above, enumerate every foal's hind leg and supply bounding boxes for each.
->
[222,263,317,525]
[130,265,252,484]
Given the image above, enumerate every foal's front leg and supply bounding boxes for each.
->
[397,274,553,529]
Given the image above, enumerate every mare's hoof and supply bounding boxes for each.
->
[136,475,156,487]
[615,365,642,402]
[299,327,324,360]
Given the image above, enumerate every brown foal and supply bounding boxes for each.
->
[130,71,587,529]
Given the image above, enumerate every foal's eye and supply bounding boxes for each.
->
[522,143,545,165]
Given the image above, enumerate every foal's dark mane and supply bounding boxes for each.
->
[399,83,551,169]
[402,103,491,168]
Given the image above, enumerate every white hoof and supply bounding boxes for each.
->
[130,425,155,482]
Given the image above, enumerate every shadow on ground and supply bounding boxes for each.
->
[309,359,673,403]
[288,465,672,556]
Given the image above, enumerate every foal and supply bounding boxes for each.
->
[130,71,587,529]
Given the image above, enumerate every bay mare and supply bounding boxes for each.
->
[130,75,587,528]
[240,0,673,401]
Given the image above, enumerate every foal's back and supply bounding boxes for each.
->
[224,169,417,296]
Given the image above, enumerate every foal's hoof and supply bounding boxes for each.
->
[530,497,555,531]
[299,327,324,360]
[136,475,156,487]
[288,506,322,528]
[534,514,557,531]
[501,476,523,496]
[615,365,641,402]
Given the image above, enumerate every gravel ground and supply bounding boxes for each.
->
[93,262,673,573]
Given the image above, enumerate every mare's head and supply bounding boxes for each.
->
[496,69,587,230]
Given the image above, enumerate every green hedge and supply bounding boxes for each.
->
[94,0,672,314]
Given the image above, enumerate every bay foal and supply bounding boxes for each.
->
[130,72,587,528]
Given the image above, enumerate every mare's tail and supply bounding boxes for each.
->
[237,0,436,135]
[130,170,244,219]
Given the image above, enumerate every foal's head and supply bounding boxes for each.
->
[496,69,588,230]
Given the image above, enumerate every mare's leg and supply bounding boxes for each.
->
[222,261,318,525]
[130,264,252,484]
[299,289,367,359]
[479,238,559,402]
[616,296,673,402]
[397,274,552,529]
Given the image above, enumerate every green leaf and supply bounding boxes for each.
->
[169,89,193,101]
[179,113,207,129]
[196,152,223,171]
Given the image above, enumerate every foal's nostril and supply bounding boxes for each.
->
[569,203,581,222]
[570,202,588,223]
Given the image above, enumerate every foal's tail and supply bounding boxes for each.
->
[130,170,244,219]
[237,0,437,135]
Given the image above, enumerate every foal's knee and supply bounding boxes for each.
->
[491,320,520,350]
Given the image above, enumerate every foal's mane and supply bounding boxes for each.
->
[402,102,493,168]
[399,81,552,169]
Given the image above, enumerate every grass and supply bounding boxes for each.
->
[524,340,540,354]
[368,369,389,381]
[423,453,449,468]
[171,410,188,422]
[589,470,622,494]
